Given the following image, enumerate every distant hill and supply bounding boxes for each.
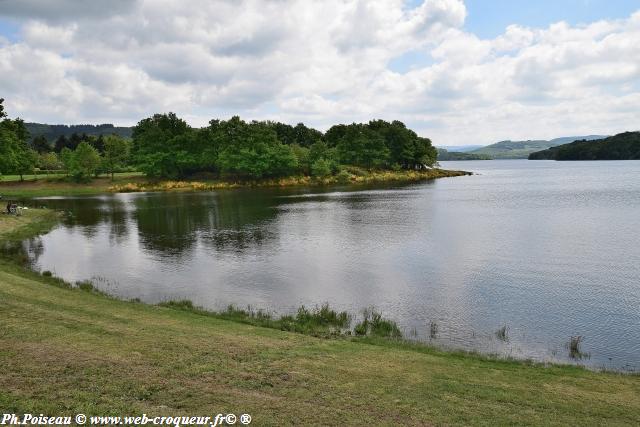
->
[437,145,484,153]
[528,132,640,160]
[470,135,608,159]
[25,122,133,142]
[437,148,491,161]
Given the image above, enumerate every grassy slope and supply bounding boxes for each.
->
[1,211,639,426]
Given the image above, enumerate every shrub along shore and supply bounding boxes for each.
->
[1,209,639,425]
[108,168,470,193]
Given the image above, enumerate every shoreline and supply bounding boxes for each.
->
[0,168,471,197]
[0,207,635,374]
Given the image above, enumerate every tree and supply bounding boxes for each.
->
[59,148,74,175]
[0,98,6,118]
[68,142,101,182]
[216,118,297,179]
[91,135,106,153]
[102,135,130,181]
[132,112,197,178]
[54,135,70,153]
[0,117,36,180]
[336,124,389,168]
[290,144,311,175]
[0,125,19,177]
[293,123,323,147]
[68,133,83,151]
[32,135,52,153]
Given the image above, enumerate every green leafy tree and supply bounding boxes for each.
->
[291,144,311,175]
[102,135,131,181]
[59,148,73,176]
[69,142,101,182]
[132,112,206,178]
[324,124,348,147]
[0,126,19,178]
[0,117,36,180]
[336,124,389,168]
[216,118,297,179]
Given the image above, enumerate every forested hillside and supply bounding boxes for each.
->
[528,132,640,160]
[437,148,491,160]
[470,135,607,159]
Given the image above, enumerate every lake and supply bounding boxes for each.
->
[16,160,640,371]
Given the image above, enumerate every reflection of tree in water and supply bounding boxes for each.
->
[40,197,130,242]
[0,237,44,267]
[133,191,281,256]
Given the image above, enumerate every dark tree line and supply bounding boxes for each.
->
[24,122,133,142]
[528,132,640,160]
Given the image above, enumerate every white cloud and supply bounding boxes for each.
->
[0,1,638,144]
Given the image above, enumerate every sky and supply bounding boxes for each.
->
[0,0,639,146]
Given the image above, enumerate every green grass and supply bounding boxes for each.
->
[0,209,60,240]
[1,205,639,425]
[0,171,143,182]
[0,172,145,197]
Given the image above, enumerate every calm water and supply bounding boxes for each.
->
[17,160,640,370]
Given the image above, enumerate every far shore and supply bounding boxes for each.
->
[0,168,471,197]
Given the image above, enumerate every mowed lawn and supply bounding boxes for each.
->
[0,265,638,426]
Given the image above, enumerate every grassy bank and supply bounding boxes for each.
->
[1,209,639,425]
[109,169,471,193]
[0,209,60,240]
[0,169,470,197]
[0,172,145,197]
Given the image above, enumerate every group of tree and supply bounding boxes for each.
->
[2,99,439,183]
[0,98,38,181]
[59,135,130,181]
[528,132,640,160]
[0,99,131,182]
[131,113,438,180]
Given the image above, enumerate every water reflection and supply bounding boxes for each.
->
[18,162,640,371]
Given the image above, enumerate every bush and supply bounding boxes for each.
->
[158,300,195,311]
[336,169,352,184]
[311,158,332,178]
[76,280,94,291]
